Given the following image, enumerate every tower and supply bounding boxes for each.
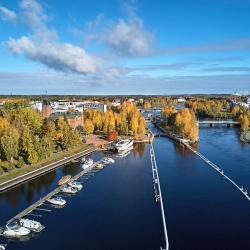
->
[42,98,52,118]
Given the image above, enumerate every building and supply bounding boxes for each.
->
[83,102,107,112]
[42,99,52,118]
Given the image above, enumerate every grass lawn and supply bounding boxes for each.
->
[0,143,91,184]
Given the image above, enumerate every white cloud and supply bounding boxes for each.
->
[0,6,17,22]
[84,5,155,57]
[104,18,154,56]
[8,36,100,74]
[7,0,100,74]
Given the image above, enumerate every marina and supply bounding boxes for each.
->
[0,156,114,243]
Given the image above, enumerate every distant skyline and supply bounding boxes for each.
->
[0,0,250,94]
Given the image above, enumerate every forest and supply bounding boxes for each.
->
[0,103,81,175]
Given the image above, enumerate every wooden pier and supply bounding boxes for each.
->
[150,143,169,250]
[7,158,105,224]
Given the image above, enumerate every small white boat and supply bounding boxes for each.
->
[82,158,94,170]
[68,181,83,191]
[0,244,6,250]
[61,185,78,194]
[102,157,115,165]
[19,218,45,233]
[47,197,66,206]
[3,221,30,238]
[115,139,133,152]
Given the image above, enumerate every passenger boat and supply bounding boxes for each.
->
[68,181,83,191]
[19,218,45,233]
[95,163,104,169]
[58,175,71,186]
[115,139,133,152]
[47,197,66,206]
[0,244,6,250]
[61,185,78,194]
[82,158,94,170]
[102,157,115,165]
[3,221,30,237]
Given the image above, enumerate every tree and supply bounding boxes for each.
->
[84,119,94,135]
[239,114,249,131]
[0,126,19,161]
[108,131,118,141]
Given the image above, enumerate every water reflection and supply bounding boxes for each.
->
[132,143,146,158]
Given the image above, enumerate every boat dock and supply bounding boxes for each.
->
[150,143,169,250]
[6,157,105,224]
[183,142,250,202]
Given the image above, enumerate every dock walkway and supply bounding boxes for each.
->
[183,142,250,201]
[7,158,104,224]
[150,143,169,250]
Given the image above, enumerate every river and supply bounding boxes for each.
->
[0,124,250,250]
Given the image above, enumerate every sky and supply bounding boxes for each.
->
[0,0,250,95]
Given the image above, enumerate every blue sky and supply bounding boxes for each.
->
[0,0,250,95]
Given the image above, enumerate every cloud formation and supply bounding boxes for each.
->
[8,36,100,74]
[7,0,100,74]
[0,6,16,22]
[85,3,155,57]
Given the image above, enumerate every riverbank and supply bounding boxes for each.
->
[0,144,95,192]
[241,130,250,143]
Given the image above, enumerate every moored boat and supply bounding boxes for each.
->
[0,244,6,250]
[102,157,115,165]
[47,197,66,206]
[82,158,94,170]
[61,185,78,194]
[115,139,133,152]
[3,221,30,238]
[19,218,45,233]
[68,181,83,191]
[58,175,71,186]
[95,163,104,169]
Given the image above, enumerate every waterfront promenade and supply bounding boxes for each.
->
[0,146,96,193]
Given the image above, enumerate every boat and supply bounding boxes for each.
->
[0,244,6,250]
[3,221,30,238]
[61,185,78,194]
[47,197,66,206]
[82,158,94,170]
[68,181,83,191]
[58,175,71,186]
[19,218,45,233]
[102,157,115,165]
[115,139,133,152]
[95,163,104,169]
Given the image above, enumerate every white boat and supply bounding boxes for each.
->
[61,185,78,194]
[115,139,133,152]
[3,221,30,238]
[19,218,45,233]
[68,181,83,191]
[0,244,6,250]
[102,157,115,165]
[82,158,94,170]
[47,197,66,206]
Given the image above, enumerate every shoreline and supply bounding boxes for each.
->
[0,145,96,193]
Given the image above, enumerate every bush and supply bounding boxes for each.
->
[0,162,15,173]
[16,156,25,168]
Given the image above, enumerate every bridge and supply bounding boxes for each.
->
[198,120,239,127]
[150,143,169,250]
